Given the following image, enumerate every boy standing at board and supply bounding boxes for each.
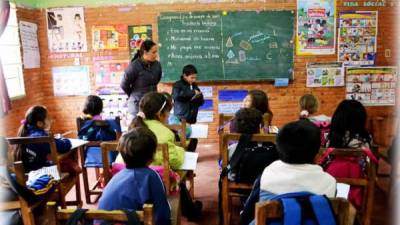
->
[172,64,204,124]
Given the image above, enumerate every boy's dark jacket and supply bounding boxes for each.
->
[172,78,204,124]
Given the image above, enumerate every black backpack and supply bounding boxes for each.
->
[229,134,278,184]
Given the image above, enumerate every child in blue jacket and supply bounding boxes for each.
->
[15,105,73,173]
[98,127,171,225]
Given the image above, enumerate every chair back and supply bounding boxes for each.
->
[255,198,356,225]
[76,116,122,144]
[318,147,378,225]
[166,118,187,148]
[46,201,154,225]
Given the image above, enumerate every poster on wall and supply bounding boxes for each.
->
[296,0,336,55]
[346,67,397,106]
[46,7,87,52]
[92,25,128,51]
[94,60,129,95]
[338,11,378,66]
[19,21,40,69]
[52,66,90,96]
[128,25,152,60]
[306,62,344,87]
[99,95,131,132]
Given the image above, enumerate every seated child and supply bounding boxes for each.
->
[259,119,336,200]
[98,127,171,225]
[15,106,78,173]
[323,99,376,209]
[78,95,121,167]
[229,90,273,132]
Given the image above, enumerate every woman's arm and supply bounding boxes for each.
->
[120,63,139,96]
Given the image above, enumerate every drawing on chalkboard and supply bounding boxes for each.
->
[226,37,233,47]
[239,50,246,62]
[227,50,235,59]
[239,40,252,50]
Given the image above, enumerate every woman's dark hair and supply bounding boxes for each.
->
[129,92,173,130]
[182,64,197,77]
[15,106,48,161]
[277,119,321,164]
[118,127,157,168]
[132,40,156,61]
[232,108,263,134]
[248,90,273,124]
[327,99,371,148]
[83,95,103,117]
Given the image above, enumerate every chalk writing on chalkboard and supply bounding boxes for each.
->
[158,11,294,82]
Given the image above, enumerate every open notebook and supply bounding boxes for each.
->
[179,152,199,171]
[336,183,350,199]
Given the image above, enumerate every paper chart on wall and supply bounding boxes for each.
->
[52,66,90,96]
[338,11,378,66]
[306,62,344,87]
[94,60,129,95]
[92,25,128,51]
[296,0,336,55]
[46,7,87,52]
[19,21,40,69]
[346,67,397,106]
[128,25,152,60]
[99,94,132,132]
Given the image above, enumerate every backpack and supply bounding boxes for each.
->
[318,148,378,209]
[312,120,330,146]
[228,134,278,184]
[66,208,142,225]
[265,192,337,225]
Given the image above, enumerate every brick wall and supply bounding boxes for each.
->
[2,1,398,145]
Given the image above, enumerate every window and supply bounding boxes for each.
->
[0,3,25,99]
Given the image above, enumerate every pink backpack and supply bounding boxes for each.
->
[318,148,378,209]
[312,120,331,146]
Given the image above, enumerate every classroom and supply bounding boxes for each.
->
[0,0,398,224]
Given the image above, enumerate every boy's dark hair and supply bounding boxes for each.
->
[118,127,157,168]
[248,90,273,124]
[182,64,197,76]
[276,120,321,164]
[83,95,103,117]
[232,108,263,134]
[129,92,173,130]
[328,99,370,148]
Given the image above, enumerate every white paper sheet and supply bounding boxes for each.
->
[68,138,89,149]
[19,21,40,68]
[179,152,199,171]
[190,124,208,138]
[336,183,350,199]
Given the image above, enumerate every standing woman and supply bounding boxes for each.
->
[121,40,162,117]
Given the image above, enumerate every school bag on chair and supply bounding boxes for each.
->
[66,208,142,225]
[264,192,337,225]
[229,134,278,184]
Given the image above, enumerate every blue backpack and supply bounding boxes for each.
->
[266,192,337,225]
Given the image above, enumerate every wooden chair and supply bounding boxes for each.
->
[76,117,121,204]
[255,198,356,225]
[46,201,154,225]
[166,118,187,149]
[6,135,82,209]
[220,133,276,225]
[318,148,378,225]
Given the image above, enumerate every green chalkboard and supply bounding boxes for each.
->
[158,11,294,82]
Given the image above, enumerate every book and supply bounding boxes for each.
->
[179,152,199,171]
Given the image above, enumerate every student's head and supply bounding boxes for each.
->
[328,99,370,148]
[83,95,103,117]
[299,94,318,118]
[232,108,263,134]
[117,127,157,168]
[182,64,197,85]
[243,90,273,122]
[18,106,50,136]
[130,92,173,129]
[133,40,157,62]
[277,120,321,164]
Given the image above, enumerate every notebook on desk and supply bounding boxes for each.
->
[179,152,199,171]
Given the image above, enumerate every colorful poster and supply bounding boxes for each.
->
[128,25,152,59]
[94,60,129,95]
[346,67,397,106]
[52,66,90,96]
[338,11,378,66]
[196,111,214,123]
[218,102,242,114]
[199,86,213,98]
[46,7,87,52]
[296,0,336,55]
[92,25,128,51]
[99,95,132,132]
[306,62,344,87]
[218,90,248,101]
[19,21,40,69]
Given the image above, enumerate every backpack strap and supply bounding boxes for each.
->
[66,208,89,225]
[281,198,301,225]
[229,134,252,172]
[308,195,336,225]
[317,148,335,164]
